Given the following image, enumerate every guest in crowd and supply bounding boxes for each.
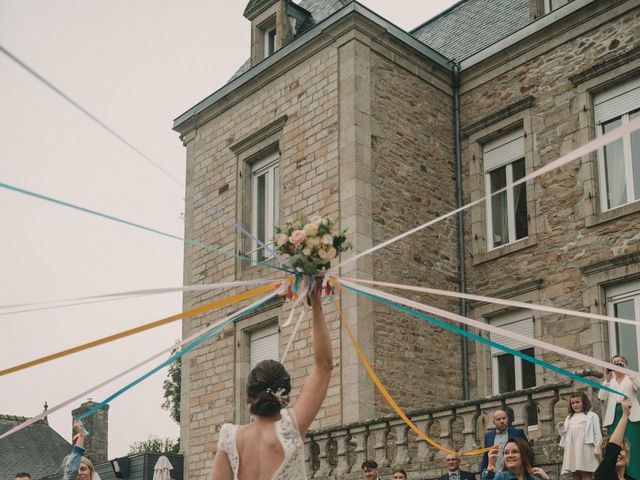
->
[557,391,602,480]
[438,452,476,480]
[482,409,529,471]
[62,420,95,480]
[362,460,380,480]
[594,397,634,480]
[392,467,408,480]
[482,437,549,480]
[15,474,31,480]
[599,355,640,479]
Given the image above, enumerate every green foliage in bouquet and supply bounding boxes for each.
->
[273,213,351,275]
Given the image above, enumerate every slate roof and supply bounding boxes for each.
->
[410,0,530,61]
[230,0,531,81]
[0,415,71,480]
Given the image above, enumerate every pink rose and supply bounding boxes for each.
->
[289,229,307,244]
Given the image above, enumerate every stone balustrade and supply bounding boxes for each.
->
[306,380,604,479]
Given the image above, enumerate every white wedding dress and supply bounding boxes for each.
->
[217,408,307,480]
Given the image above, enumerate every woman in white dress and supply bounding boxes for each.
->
[210,280,332,480]
[558,391,602,480]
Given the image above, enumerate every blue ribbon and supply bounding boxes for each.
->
[342,283,624,396]
[78,293,277,419]
[0,181,290,273]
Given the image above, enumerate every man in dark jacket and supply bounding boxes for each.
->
[438,452,476,480]
[481,409,528,472]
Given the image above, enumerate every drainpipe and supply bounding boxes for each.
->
[453,61,470,400]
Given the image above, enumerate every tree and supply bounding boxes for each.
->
[162,355,181,424]
[128,435,180,454]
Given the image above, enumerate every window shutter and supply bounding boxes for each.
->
[594,78,640,124]
[250,323,279,369]
[490,313,533,356]
[483,129,525,172]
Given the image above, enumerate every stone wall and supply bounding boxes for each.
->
[369,48,463,412]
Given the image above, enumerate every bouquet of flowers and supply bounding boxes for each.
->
[273,214,351,275]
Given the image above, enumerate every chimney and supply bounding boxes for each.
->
[72,400,109,465]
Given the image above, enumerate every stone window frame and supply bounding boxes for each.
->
[233,299,283,424]
[230,116,287,276]
[465,104,538,265]
[573,57,640,228]
[470,280,543,401]
[580,252,640,367]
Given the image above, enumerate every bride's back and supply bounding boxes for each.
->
[235,419,284,480]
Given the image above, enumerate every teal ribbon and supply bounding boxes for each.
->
[343,283,624,396]
[0,181,291,273]
[78,293,277,419]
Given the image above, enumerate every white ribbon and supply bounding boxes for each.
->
[338,279,639,379]
[340,277,637,327]
[0,288,283,440]
[0,277,285,315]
[281,307,307,363]
[330,116,640,273]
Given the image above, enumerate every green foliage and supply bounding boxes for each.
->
[128,435,180,454]
[161,356,181,424]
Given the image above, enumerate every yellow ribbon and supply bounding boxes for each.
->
[0,283,278,377]
[333,284,491,456]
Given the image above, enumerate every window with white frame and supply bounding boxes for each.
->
[607,279,640,372]
[543,0,572,14]
[484,129,528,250]
[595,77,640,211]
[250,152,280,262]
[490,310,536,394]
[249,322,279,369]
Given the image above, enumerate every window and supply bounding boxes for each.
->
[484,130,528,249]
[490,311,536,395]
[250,322,279,368]
[595,78,640,211]
[264,26,276,57]
[250,152,280,262]
[607,279,640,372]
[543,0,572,13]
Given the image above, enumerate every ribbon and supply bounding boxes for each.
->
[0,288,283,440]
[340,281,625,395]
[329,116,640,274]
[78,291,278,420]
[0,277,285,315]
[0,283,278,377]
[281,307,307,363]
[334,292,490,456]
[339,277,639,327]
[0,181,289,273]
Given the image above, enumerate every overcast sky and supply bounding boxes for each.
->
[0,0,459,459]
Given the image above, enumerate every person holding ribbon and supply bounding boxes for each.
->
[599,355,640,479]
[210,279,331,480]
[482,437,549,480]
[595,396,635,480]
[61,420,95,480]
[557,391,602,480]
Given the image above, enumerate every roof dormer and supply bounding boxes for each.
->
[244,0,310,66]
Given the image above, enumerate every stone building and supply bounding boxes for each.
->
[173,0,640,478]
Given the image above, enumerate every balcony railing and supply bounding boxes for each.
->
[305,380,601,479]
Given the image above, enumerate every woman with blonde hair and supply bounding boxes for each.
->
[599,355,640,479]
[62,420,95,480]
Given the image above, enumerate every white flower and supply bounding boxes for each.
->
[276,233,289,246]
[308,215,322,224]
[321,234,333,245]
[318,248,328,260]
[326,247,337,259]
[303,223,318,237]
[302,247,312,256]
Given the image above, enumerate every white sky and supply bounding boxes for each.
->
[0,0,458,460]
